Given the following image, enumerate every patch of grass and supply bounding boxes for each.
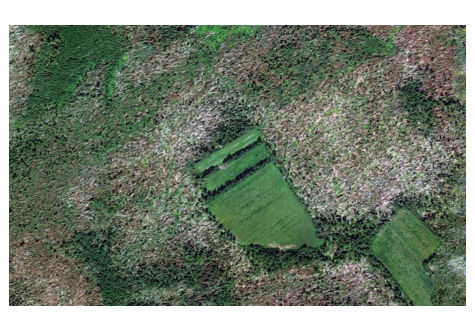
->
[351,31,397,56]
[371,209,441,305]
[183,26,259,81]
[208,162,323,249]
[194,128,261,174]
[204,143,270,192]
[194,25,259,51]
[198,128,322,251]
[387,25,401,44]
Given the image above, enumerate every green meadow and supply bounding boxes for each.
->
[206,157,322,249]
[198,129,322,250]
[371,210,441,305]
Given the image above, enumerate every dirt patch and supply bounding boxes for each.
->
[267,243,297,251]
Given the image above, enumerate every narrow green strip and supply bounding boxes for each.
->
[194,129,261,174]
[205,143,269,192]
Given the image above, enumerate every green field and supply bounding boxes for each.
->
[208,162,323,249]
[194,129,261,174]
[205,143,270,192]
[371,209,441,305]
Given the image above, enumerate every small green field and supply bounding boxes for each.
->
[198,129,322,250]
[194,129,261,174]
[208,162,323,249]
[371,209,441,305]
[204,143,269,192]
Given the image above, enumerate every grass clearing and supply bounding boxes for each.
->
[371,209,441,305]
[194,128,261,174]
[208,162,323,249]
[205,143,269,192]
[194,26,259,51]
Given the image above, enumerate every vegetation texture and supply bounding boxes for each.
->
[10,25,465,306]
[206,147,322,249]
[204,143,270,192]
[194,128,261,174]
[371,210,441,305]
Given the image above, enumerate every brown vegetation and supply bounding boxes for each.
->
[235,259,401,305]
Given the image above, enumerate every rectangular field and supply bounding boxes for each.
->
[208,162,323,249]
[194,129,261,174]
[204,143,270,192]
[371,209,441,305]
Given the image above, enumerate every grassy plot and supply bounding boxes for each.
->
[371,209,441,305]
[205,143,269,192]
[194,129,261,174]
[194,26,259,51]
[208,163,323,249]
